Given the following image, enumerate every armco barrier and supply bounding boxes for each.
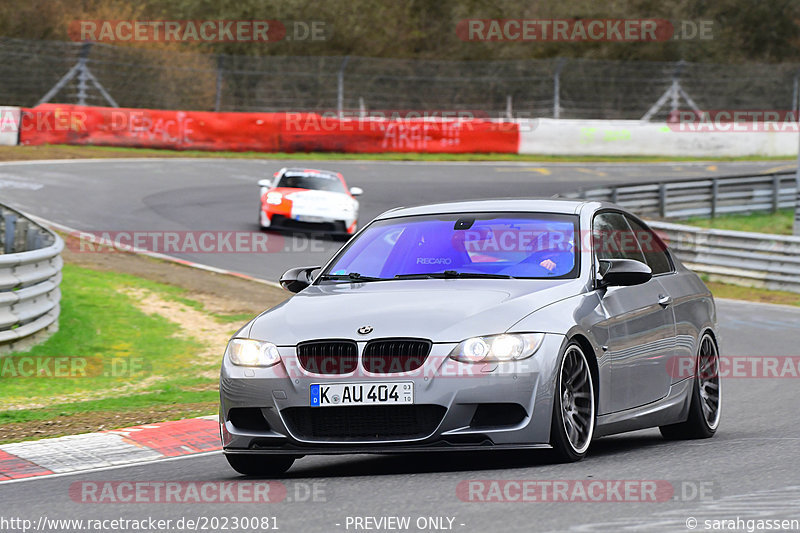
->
[649,221,800,293]
[0,106,20,146]
[0,203,63,354]
[561,171,797,218]
[18,104,519,154]
[559,172,800,293]
[518,118,798,157]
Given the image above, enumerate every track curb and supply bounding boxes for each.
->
[0,416,219,482]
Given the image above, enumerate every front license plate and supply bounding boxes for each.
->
[310,382,413,407]
[295,215,327,223]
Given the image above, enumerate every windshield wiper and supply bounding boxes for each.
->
[318,272,389,282]
[395,270,514,280]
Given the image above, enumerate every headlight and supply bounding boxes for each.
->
[266,192,283,205]
[449,333,545,363]
[225,338,281,367]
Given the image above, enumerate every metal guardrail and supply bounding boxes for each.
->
[561,170,800,293]
[0,203,63,354]
[563,170,797,219]
[649,221,800,293]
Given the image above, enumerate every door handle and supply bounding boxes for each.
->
[658,294,673,307]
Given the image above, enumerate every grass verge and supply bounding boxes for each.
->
[705,280,800,307]
[0,144,793,163]
[684,209,794,235]
[0,259,285,443]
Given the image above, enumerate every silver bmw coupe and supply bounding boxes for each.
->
[220,199,720,475]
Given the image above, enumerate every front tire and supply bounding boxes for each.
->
[660,333,720,440]
[549,341,596,462]
[225,454,295,476]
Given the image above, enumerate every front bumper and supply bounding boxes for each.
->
[219,334,564,455]
[261,207,357,235]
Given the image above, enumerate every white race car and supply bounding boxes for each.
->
[258,168,362,237]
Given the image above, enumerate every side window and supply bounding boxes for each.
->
[592,212,645,264]
[625,217,673,275]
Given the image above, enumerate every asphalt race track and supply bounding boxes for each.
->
[1,158,799,532]
[0,158,793,280]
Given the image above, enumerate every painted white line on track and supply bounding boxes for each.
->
[23,212,283,289]
[0,451,222,485]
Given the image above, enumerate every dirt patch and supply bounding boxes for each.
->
[121,287,240,378]
[0,402,218,444]
[60,232,289,316]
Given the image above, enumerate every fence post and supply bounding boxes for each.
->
[76,42,91,106]
[659,184,667,218]
[337,56,350,119]
[553,58,565,119]
[214,55,225,112]
[710,179,718,219]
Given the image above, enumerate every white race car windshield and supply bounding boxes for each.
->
[278,172,347,193]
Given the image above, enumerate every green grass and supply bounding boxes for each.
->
[0,143,793,162]
[684,209,795,235]
[703,278,800,307]
[0,264,224,425]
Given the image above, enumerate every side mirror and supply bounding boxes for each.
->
[597,259,652,288]
[349,186,363,197]
[257,179,273,188]
[280,265,320,293]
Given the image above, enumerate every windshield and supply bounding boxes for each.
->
[277,172,347,193]
[322,212,579,280]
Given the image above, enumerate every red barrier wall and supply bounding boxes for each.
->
[19,104,519,153]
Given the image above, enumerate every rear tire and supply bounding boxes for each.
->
[225,454,295,476]
[549,341,596,462]
[660,333,720,440]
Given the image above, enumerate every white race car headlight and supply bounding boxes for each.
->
[225,338,281,367]
[266,192,283,205]
[449,333,545,363]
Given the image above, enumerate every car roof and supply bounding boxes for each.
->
[375,198,597,219]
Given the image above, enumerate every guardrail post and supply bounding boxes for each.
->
[659,184,667,218]
[710,179,718,219]
[610,187,618,204]
[772,174,781,213]
[3,214,15,254]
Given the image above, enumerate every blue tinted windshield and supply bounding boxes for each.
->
[324,213,579,280]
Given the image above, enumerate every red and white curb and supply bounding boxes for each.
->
[0,416,220,482]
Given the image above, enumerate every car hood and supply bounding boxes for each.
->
[271,187,354,204]
[246,278,585,344]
